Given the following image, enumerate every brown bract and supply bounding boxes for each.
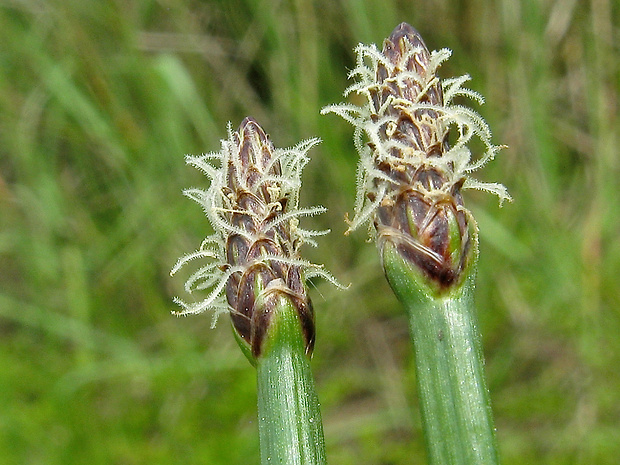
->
[223,118,315,357]
[370,24,473,290]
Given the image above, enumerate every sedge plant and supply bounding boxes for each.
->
[322,23,511,465]
[171,117,339,465]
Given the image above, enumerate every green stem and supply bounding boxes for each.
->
[256,296,326,465]
[383,243,500,465]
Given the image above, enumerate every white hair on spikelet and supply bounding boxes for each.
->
[171,120,341,326]
[322,32,511,234]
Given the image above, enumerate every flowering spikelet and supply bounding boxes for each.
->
[322,23,510,290]
[171,117,337,357]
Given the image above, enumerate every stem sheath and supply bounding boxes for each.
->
[383,242,499,465]
[256,297,326,465]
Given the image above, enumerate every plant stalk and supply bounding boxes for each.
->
[383,242,499,465]
[255,295,326,465]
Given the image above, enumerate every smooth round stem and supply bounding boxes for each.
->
[383,243,500,465]
[256,297,326,465]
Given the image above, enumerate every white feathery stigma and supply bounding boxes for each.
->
[321,33,511,234]
[171,119,339,325]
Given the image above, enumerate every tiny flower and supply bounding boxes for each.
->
[322,23,510,291]
[171,117,339,357]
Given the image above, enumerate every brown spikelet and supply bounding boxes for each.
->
[223,118,314,357]
[370,24,472,289]
[322,23,510,291]
[171,117,337,359]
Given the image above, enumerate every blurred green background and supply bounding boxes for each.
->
[1,0,619,463]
